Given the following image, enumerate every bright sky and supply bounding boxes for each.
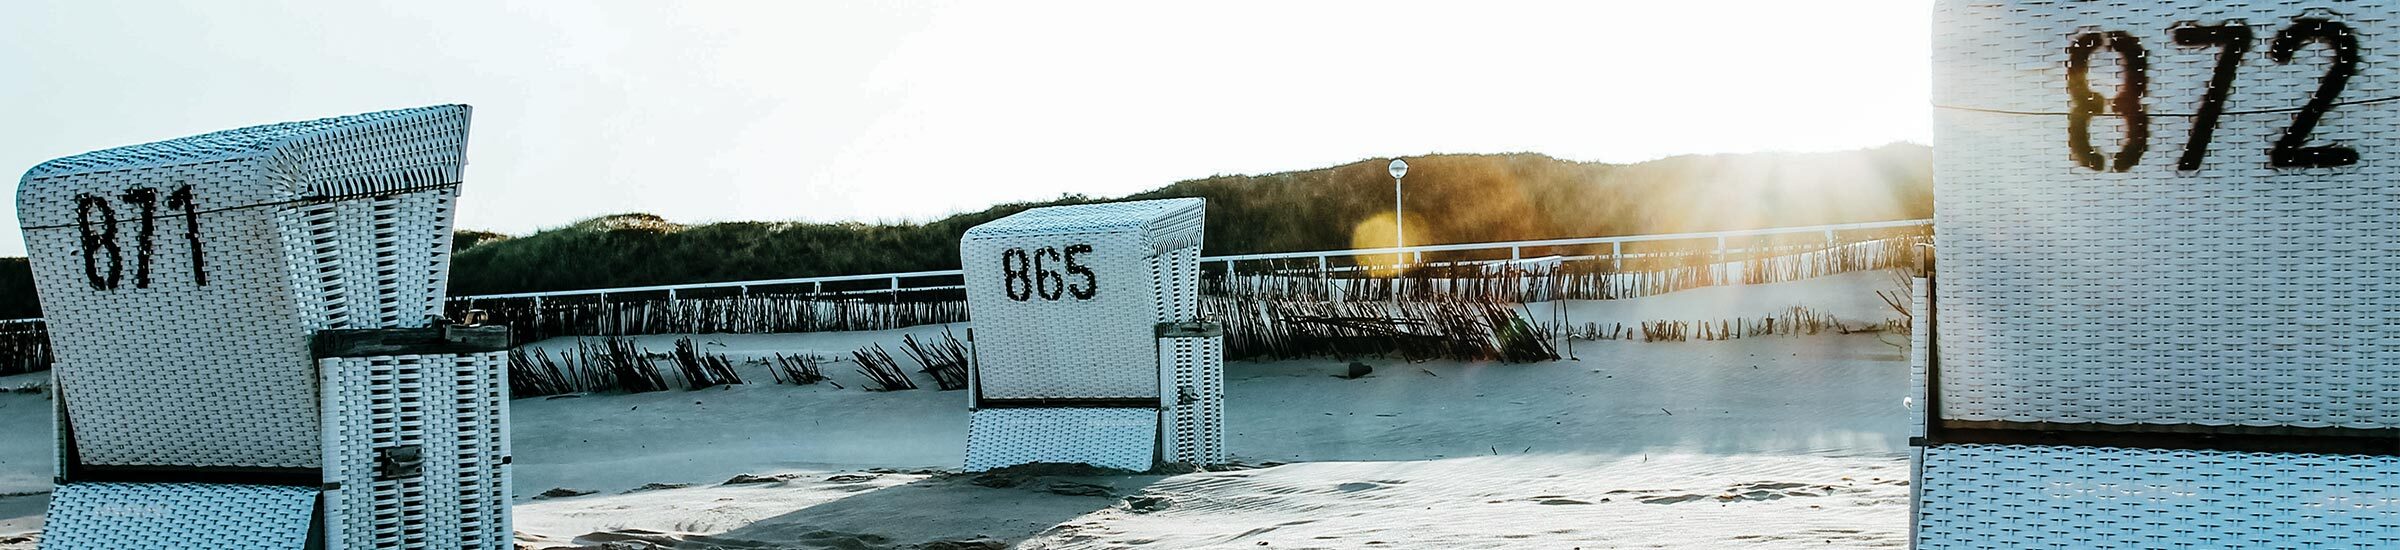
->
[0,1,1932,256]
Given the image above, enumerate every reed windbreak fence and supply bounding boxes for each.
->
[0,219,1932,371]
[1204,233,1928,359]
[0,319,46,377]
[459,292,970,343]
[443,220,1930,347]
[1207,234,1928,302]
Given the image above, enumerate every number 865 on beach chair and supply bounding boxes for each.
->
[958,198,1225,472]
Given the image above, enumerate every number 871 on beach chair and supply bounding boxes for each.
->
[958,198,1225,472]
[15,106,512,549]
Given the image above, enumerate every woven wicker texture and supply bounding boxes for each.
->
[960,198,1216,471]
[1160,333,1224,465]
[50,380,67,480]
[1917,444,2400,548]
[964,408,1159,472]
[1909,279,1929,439]
[15,105,469,468]
[962,198,1204,254]
[1150,246,1202,332]
[1934,1,2400,429]
[320,352,511,550]
[40,482,317,549]
[26,106,470,192]
[960,198,1204,400]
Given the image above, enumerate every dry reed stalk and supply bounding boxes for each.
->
[1206,294,1557,362]
[853,344,916,391]
[770,352,835,387]
[899,328,970,391]
[670,337,745,389]
[1575,306,1890,345]
[506,347,568,397]
[582,336,669,393]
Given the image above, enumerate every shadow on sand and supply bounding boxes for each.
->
[0,492,41,548]
[641,466,1168,550]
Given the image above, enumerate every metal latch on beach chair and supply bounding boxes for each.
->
[1155,321,1224,339]
[378,445,424,480]
[1154,320,1227,466]
[1157,320,1224,408]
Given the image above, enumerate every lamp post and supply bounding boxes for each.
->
[1388,158,1408,265]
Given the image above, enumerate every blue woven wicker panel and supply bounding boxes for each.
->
[965,408,1158,472]
[41,482,316,549]
[1917,444,2400,548]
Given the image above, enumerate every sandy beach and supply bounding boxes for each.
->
[0,271,1915,549]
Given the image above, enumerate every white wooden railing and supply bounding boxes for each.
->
[445,218,1933,305]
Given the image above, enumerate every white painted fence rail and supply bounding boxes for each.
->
[445,218,1932,303]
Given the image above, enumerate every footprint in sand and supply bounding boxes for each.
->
[1635,494,1713,505]
[1333,480,1405,493]
[1638,481,1844,504]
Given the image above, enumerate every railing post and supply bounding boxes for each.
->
[1611,242,1623,271]
[889,276,900,303]
[1310,254,1336,304]
[739,285,749,297]
[1716,236,1728,285]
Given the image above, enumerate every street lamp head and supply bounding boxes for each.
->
[1388,158,1408,179]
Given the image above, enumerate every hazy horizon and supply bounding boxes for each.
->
[0,1,1933,256]
[465,141,1934,236]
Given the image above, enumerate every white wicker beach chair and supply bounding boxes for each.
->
[959,198,1224,471]
[15,105,511,549]
[1923,2,2399,547]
